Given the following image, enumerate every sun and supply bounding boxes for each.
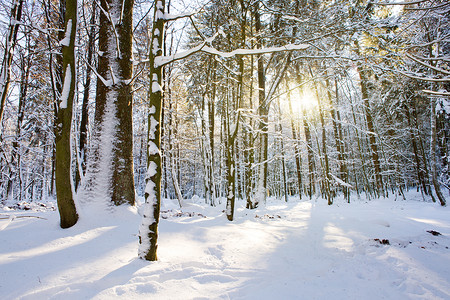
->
[282,86,318,118]
[296,88,318,111]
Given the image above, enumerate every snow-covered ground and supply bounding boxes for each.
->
[1,191,450,300]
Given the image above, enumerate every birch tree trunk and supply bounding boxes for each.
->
[139,0,165,261]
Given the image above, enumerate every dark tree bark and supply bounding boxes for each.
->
[6,48,30,202]
[405,98,428,195]
[254,2,266,206]
[90,0,135,206]
[356,65,383,196]
[0,0,23,126]
[76,3,96,190]
[225,88,239,221]
[287,86,303,198]
[55,0,78,228]
[310,66,332,204]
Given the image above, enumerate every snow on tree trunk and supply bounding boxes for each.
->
[55,2,78,228]
[139,0,165,261]
[430,96,446,206]
[82,0,135,207]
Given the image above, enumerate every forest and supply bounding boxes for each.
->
[0,0,449,261]
[1,0,450,298]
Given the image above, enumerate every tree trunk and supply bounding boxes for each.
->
[55,0,78,228]
[357,65,383,196]
[254,2,266,206]
[277,115,288,202]
[310,66,332,204]
[0,0,24,125]
[303,110,315,198]
[89,0,135,206]
[139,0,165,261]
[208,60,217,204]
[287,87,303,198]
[430,96,446,206]
[225,90,239,221]
[350,96,371,198]
[333,79,349,201]
[405,100,427,195]
[76,3,96,190]
[6,50,29,203]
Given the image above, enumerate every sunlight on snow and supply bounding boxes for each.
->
[0,226,116,264]
[380,247,450,298]
[44,243,137,288]
[408,218,450,228]
[323,223,354,252]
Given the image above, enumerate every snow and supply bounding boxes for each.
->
[59,64,71,109]
[330,173,353,189]
[152,37,160,55]
[442,98,450,114]
[147,141,159,155]
[146,161,157,178]
[155,43,310,67]
[144,179,156,196]
[164,11,198,21]
[80,88,118,206]
[148,113,158,140]
[59,19,72,47]
[1,192,450,299]
[151,73,162,93]
[155,1,164,21]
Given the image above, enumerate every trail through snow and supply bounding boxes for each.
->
[1,191,450,299]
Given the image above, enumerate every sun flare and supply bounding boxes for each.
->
[283,87,318,117]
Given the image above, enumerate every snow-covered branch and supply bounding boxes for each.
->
[406,53,450,76]
[397,69,450,82]
[422,90,450,97]
[164,11,198,21]
[372,0,431,5]
[155,43,309,67]
[79,55,110,87]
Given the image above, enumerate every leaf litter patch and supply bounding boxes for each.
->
[160,209,207,219]
[371,230,449,250]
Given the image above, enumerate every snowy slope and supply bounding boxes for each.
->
[1,191,450,299]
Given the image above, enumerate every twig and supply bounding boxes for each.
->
[0,215,47,220]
